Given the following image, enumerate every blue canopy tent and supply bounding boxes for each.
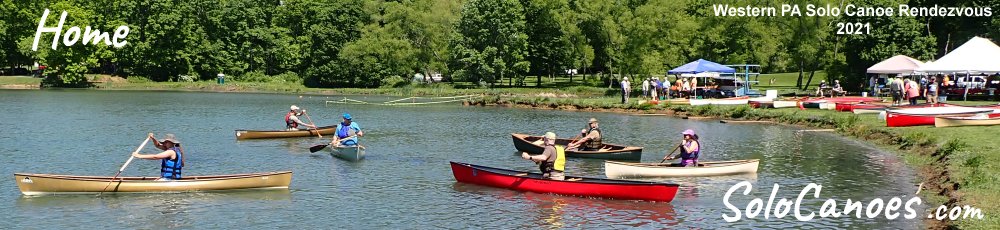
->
[667,59,736,74]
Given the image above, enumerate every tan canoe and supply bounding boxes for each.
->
[14,171,292,195]
[605,159,759,178]
[235,125,337,139]
[934,115,1000,127]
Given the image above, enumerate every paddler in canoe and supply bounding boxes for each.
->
[330,113,364,146]
[567,118,602,151]
[521,132,566,180]
[662,129,700,167]
[285,105,317,131]
[131,133,185,180]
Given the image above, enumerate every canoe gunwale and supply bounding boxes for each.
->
[605,159,759,169]
[14,171,293,182]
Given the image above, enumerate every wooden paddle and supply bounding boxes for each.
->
[302,110,321,138]
[659,144,682,163]
[99,134,152,196]
[308,134,359,153]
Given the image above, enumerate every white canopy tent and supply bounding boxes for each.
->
[867,55,924,75]
[919,36,1000,74]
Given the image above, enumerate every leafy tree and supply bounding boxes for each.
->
[449,0,529,87]
[522,0,572,86]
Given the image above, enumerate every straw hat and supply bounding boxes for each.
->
[160,134,180,144]
[588,118,598,124]
[543,132,556,140]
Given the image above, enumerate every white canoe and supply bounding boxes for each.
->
[327,145,366,161]
[935,115,1000,127]
[854,108,886,114]
[605,159,759,178]
[773,101,799,108]
[689,98,749,106]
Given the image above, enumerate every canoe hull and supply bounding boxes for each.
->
[934,115,1000,127]
[605,159,760,178]
[450,162,679,202]
[327,145,366,161]
[14,171,292,195]
[773,101,798,108]
[235,126,336,140]
[689,97,749,106]
[511,133,642,161]
[886,107,996,127]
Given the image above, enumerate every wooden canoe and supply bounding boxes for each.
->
[327,144,366,161]
[935,115,1000,127]
[451,162,679,202]
[14,171,292,195]
[604,159,759,178]
[235,125,337,140]
[511,133,642,161]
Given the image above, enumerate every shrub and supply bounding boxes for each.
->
[380,75,409,88]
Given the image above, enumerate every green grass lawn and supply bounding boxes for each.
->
[0,76,41,85]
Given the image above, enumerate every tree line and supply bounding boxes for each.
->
[1,0,997,89]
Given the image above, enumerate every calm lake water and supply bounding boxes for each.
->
[0,90,923,229]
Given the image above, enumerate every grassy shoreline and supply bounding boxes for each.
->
[466,95,998,229]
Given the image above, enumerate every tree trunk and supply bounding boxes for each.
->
[796,60,804,89]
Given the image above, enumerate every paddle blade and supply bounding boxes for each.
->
[309,144,328,153]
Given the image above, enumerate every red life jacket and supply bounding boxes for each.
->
[285,112,298,129]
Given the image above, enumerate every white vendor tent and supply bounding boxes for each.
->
[867,55,924,74]
[919,36,1000,74]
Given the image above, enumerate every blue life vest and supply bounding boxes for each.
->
[679,140,700,161]
[160,146,183,179]
[336,123,357,146]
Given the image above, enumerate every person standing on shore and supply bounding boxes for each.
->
[890,77,903,105]
[521,132,566,180]
[651,78,659,100]
[620,77,631,104]
[925,77,938,104]
[905,78,920,105]
[641,78,650,99]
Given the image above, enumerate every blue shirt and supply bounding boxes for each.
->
[336,122,362,146]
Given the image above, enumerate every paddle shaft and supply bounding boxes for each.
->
[302,111,321,138]
[660,145,682,163]
[100,136,152,195]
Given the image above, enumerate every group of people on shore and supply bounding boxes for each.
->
[130,105,364,181]
[523,118,701,180]
[882,76,943,106]
[814,80,845,97]
[628,76,710,102]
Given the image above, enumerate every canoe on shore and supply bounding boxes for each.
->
[885,107,996,127]
[689,97,750,106]
[14,171,292,195]
[235,125,336,140]
[511,133,642,161]
[604,159,760,178]
[772,100,799,108]
[327,144,366,161]
[450,162,679,202]
[935,115,1000,127]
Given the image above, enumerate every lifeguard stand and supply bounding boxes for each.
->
[721,64,761,96]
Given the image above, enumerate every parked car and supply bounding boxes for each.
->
[954,75,987,89]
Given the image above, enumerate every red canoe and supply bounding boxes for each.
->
[450,162,679,202]
[885,106,997,127]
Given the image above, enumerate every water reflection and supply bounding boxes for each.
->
[452,182,679,227]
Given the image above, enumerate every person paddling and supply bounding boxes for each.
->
[664,129,700,167]
[331,113,363,146]
[521,132,566,180]
[567,118,602,151]
[285,105,316,131]
[132,133,184,181]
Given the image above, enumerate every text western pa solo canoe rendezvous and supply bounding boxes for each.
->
[31,9,130,51]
